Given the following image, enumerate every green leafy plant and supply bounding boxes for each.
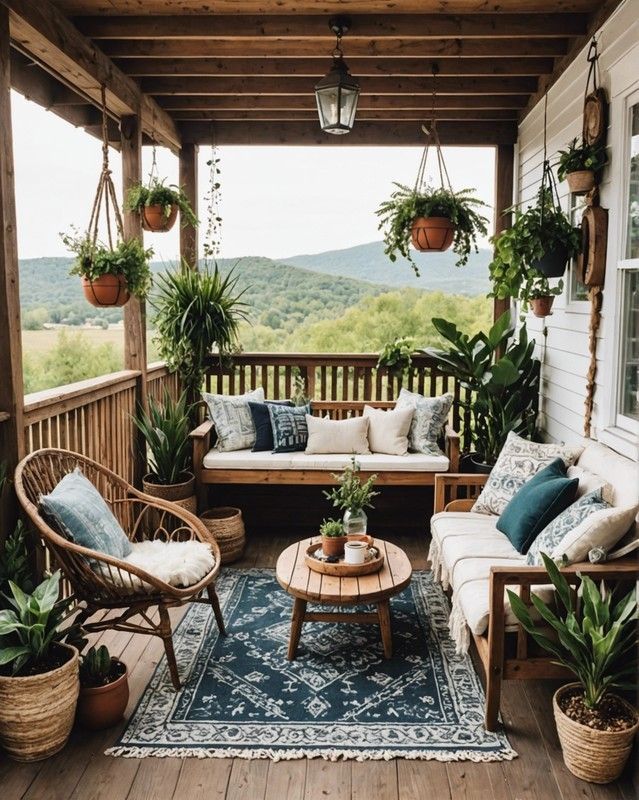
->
[425,311,540,465]
[0,522,35,599]
[125,178,198,228]
[152,264,249,405]
[319,519,345,538]
[489,187,580,309]
[529,274,564,300]
[376,184,489,274]
[62,230,154,300]
[556,137,607,182]
[0,571,85,676]
[133,389,193,485]
[377,336,415,376]
[324,457,380,515]
[508,553,638,710]
[79,644,124,688]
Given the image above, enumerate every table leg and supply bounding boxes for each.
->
[287,597,307,660]
[377,599,393,658]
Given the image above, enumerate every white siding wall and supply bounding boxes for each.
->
[516,0,639,459]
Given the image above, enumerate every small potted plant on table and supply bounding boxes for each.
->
[77,645,129,730]
[319,519,347,557]
[324,457,379,535]
[126,178,198,233]
[557,137,607,194]
[508,553,638,784]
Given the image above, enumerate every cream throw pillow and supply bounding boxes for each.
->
[363,405,413,456]
[553,504,638,565]
[305,415,370,455]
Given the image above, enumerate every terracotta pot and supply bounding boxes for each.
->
[0,643,79,762]
[566,170,595,194]
[141,204,178,233]
[553,684,639,784]
[531,295,555,317]
[81,274,130,307]
[532,244,570,278]
[410,216,455,252]
[76,661,129,731]
[321,535,347,557]
[142,472,196,514]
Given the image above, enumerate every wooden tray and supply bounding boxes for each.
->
[304,541,385,576]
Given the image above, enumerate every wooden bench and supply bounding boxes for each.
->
[191,400,460,510]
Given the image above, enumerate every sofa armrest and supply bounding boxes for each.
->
[444,426,460,472]
[434,472,489,514]
[190,419,214,441]
[489,559,639,589]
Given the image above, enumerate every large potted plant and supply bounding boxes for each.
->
[425,311,540,471]
[76,645,129,731]
[376,184,489,275]
[508,553,638,784]
[125,178,198,233]
[324,457,379,534]
[62,231,153,308]
[0,571,82,761]
[133,389,197,511]
[556,137,607,194]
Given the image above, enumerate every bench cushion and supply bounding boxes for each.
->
[203,448,449,472]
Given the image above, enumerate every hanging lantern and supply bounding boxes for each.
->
[315,16,360,135]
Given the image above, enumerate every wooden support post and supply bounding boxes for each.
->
[121,113,148,487]
[179,143,198,268]
[493,143,515,324]
[0,6,25,539]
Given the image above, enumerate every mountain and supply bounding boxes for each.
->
[281,240,492,296]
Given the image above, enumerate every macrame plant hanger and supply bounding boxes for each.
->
[414,65,453,197]
[538,92,562,232]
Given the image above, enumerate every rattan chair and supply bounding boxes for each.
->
[14,448,226,690]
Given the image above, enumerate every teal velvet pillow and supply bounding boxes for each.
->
[496,458,579,554]
[40,468,132,559]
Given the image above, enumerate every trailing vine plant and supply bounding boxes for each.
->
[203,142,223,265]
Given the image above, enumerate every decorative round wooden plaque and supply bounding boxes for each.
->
[583,87,608,147]
[578,205,608,286]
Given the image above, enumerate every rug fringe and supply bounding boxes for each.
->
[105,744,518,762]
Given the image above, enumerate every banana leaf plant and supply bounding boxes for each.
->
[424,310,540,466]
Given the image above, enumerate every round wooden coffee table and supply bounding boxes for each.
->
[275,537,412,660]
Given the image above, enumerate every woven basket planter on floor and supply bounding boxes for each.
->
[553,683,639,783]
[200,507,246,564]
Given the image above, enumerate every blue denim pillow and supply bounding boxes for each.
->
[248,400,294,452]
[268,403,311,453]
[40,469,132,559]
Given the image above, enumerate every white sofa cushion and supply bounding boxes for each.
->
[363,405,413,456]
[203,448,449,472]
[305,414,370,455]
[553,504,639,564]
[576,440,639,511]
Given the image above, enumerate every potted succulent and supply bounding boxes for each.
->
[62,230,153,308]
[377,336,415,379]
[319,518,347,558]
[133,389,197,512]
[508,553,638,784]
[529,275,564,318]
[77,645,129,731]
[0,571,82,761]
[324,457,379,535]
[125,178,198,233]
[376,184,489,276]
[557,137,607,194]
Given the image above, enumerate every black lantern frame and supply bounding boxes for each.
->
[314,16,360,135]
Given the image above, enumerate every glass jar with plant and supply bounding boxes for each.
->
[376,184,489,276]
[508,553,638,784]
[324,457,380,534]
[556,136,607,194]
[125,177,198,233]
[377,336,415,378]
[319,518,347,557]
[77,645,129,731]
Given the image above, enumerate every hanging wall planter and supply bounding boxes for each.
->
[125,169,198,234]
[556,136,606,195]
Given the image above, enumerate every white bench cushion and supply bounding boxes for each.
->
[203,448,449,472]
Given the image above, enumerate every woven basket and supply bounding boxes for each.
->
[200,507,246,564]
[0,643,79,762]
[553,683,639,783]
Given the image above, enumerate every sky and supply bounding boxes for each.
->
[11,91,496,262]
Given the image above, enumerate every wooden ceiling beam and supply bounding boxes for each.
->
[179,119,518,146]
[75,13,587,40]
[170,109,519,121]
[100,37,571,59]
[141,75,538,96]
[1,0,180,150]
[115,56,554,78]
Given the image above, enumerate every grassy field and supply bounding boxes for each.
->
[22,327,126,356]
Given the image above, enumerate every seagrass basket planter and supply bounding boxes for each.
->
[142,472,197,515]
[200,507,246,564]
[0,643,79,762]
[553,683,639,784]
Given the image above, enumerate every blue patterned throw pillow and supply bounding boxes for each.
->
[526,488,610,565]
[40,468,132,559]
[396,389,453,455]
[203,387,265,452]
[248,400,294,452]
[269,403,311,453]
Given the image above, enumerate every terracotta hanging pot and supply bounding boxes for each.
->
[531,295,555,317]
[567,170,595,194]
[81,274,130,307]
[411,216,455,252]
[141,204,178,233]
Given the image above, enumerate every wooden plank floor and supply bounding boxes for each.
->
[1,531,636,800]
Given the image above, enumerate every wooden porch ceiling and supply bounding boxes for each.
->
[7,0,622,147]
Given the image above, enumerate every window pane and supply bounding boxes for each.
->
[620,269,639,420]
[627,103,639,259]
[569,194,588,302]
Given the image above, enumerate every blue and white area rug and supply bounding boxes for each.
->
[108,569,516,762]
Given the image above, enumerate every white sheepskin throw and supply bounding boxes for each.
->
[95,539,215,592]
